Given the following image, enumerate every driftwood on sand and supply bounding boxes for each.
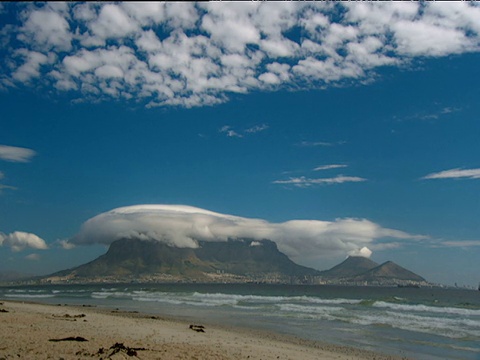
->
[49,336,88,342]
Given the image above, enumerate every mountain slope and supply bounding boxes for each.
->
[353,261,426,282]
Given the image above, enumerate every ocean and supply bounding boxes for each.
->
[1,283,479,360]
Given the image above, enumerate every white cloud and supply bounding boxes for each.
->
[0,145,36,162]
[220,124,268,138]
[67,204,424,266]
[0,231,48,252]
[348,246,372,258]
[421,168,480,180]
[245,124,269,134]
[18,9,72,52]
[89,4,139,43]
[392,20,474,57]
[1,2,480,107]
[57,239,76,250]
[313,164,347,171]
[273,175,367,188]
[219,126,243,138]
[11,49,55,83]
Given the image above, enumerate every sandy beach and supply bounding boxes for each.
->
[0,300,407,360]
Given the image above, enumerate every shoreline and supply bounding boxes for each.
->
[0,299,408,359]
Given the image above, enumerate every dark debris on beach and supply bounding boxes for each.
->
[49,336,88,342]
[97,342,147,357]
[189,324,206,333]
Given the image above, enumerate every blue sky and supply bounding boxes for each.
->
[1,2,480,286]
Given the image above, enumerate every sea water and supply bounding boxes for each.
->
[1,284,479,360]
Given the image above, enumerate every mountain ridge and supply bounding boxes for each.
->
[42,238,428,286]
[50,238,320,283]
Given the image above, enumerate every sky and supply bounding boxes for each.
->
[1,2,480,287]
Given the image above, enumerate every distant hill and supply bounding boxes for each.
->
[49,238,320,283]
[320,256,426,286]
[353,261,426,282]
[320,256,379,279]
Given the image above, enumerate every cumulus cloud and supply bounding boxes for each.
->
[272,175,367,188]
[68,204,424,266]
[0,145,36,162]
[421,168,480,180]
[1,2,479,107]
[0,231,48,252]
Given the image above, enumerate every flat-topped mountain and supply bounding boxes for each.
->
[50,238,320,283]
[43,239,427,286]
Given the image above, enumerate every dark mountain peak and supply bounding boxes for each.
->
[321,256,379,279]
[358,261,426,282]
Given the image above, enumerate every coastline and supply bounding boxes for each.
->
[0,300,407,359]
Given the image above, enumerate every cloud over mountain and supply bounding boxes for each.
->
[1,2,479,107]
[69,204,424,265]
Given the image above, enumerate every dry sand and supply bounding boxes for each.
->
[0,300,408,359]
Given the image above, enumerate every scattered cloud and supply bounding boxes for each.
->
[0,145,36,163]
[417,107,461,121]
[421,168,480,180]
[219,125,243,138]
[1,3,479,108]
[273,175,367,188]
[0,171,17,193]
[0,184,17,193]
[25,253,41,261]
[57,239,76,250]
[296,141,334,147]
[398,106,462,122]
[313,164,347,171]
[219,124,268,138]
[245,124,269,134]
[67,204,423,265]
[0,231,48,252]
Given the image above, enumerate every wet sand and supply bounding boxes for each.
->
[0,300,408,359]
